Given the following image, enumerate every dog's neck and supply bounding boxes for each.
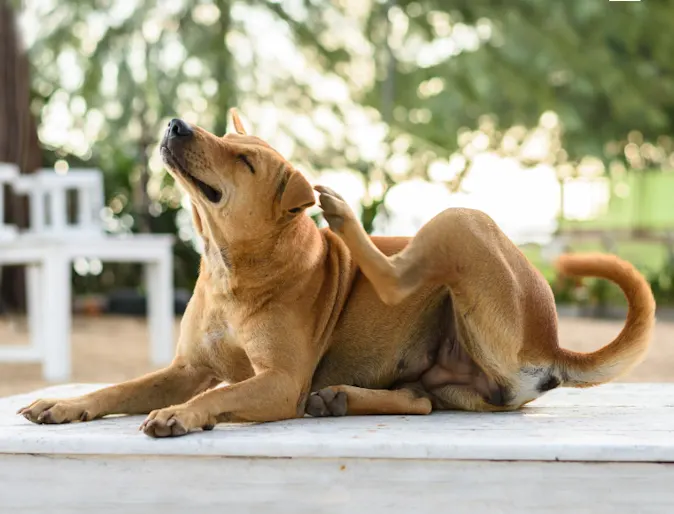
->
[200,215,322,297]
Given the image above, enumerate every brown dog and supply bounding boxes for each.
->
[18,110,656,437]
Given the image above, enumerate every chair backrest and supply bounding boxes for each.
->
[11,168,105,239]
[0,163,19,242]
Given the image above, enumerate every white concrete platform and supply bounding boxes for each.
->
[1,383,673,513]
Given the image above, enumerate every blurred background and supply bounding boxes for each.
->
[1,0,673,395]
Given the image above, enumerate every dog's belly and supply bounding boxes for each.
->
[312,274,508,407]
[310,275,446,390]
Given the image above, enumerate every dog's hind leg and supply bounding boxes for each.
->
[18,359,216,425]
[305,385,432,417]
[316,186,519,308]
[316,187,553,391]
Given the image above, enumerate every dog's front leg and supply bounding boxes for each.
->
[140,368,304,437]
[18,359,216,424]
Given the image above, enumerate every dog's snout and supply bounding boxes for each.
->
[167,118,193,139]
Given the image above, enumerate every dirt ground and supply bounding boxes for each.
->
[1,315,673,398]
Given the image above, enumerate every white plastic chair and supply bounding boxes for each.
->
[12,169,105,240]
[0,163,43,365]
[0,163,19,242]
[0,167,175,381]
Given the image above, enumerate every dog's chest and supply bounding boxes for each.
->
[199,319,236,350]
[201,327,229,347]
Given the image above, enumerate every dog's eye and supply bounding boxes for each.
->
[238,155,255,174]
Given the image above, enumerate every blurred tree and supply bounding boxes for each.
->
[359,0,674,183]
[0,0,41,311]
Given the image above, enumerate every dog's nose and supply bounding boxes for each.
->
[167,118,193,139]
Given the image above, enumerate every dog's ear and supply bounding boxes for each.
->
[191,203,204,236]
[229,108,247,135]
[280,170,315,215]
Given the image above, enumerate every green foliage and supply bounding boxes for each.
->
[363,0,674,169]
[648,255,674,306]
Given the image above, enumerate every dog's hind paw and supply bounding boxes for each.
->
[306,387,348,417]
[314,185,354,233]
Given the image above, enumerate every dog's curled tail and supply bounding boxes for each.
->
[554,253,656,388]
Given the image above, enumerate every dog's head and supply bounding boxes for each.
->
[160,109,315,245]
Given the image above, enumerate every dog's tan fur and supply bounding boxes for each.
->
[18,110,656,437]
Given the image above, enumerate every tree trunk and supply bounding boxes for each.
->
[0,0,41,312]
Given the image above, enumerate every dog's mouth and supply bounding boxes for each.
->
[161,146,222,203]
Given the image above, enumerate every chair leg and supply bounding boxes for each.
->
[42,254,72,382]
[26,264,43,352]
[145,252,174,366]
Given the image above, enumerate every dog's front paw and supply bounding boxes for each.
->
[18,398,95,424]
[140,405,215,438]
[314,185,355,233]
[306,387,348,417]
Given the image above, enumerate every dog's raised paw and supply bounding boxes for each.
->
[306,388,348,417]
[314,186,354,233]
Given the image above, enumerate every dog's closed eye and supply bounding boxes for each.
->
[238,155,255,174]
